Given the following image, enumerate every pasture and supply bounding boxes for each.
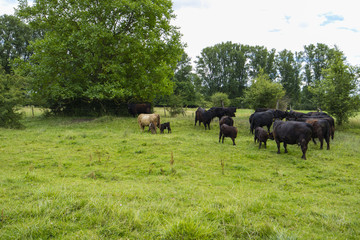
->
[0,107,359,239]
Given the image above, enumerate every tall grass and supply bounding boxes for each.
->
[0,108,359,239]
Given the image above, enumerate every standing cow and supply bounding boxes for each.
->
[269,120,313,160]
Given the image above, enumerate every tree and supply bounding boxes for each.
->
[172,53,197,106]
[196,42,249,99]
[276,49,301,107]
[248,46,277,81]
[300,43,337,109]
[244,69,285,110]
[310,52,360,125]
[17,0,183,115]
[0,14,34,74]
[0,69,26,128]
[210,92,230,107]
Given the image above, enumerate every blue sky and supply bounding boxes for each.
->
[172,0,360,66]
[1,0,360,66]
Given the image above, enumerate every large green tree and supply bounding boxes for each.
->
[196,42,249,99]
[172,53,198,106]
[310,52,360,125]
[0,14,33,74]
[17,0,183,115]
[300,43,338,109]
[248,46,277,81]
[276,49,301,107]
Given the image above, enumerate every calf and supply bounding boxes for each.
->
[305,119,330,150]
[269,120,313,160]
[219,124,238,145]
[219,116,234,127]
[160,122,171,133]
[254,127,269,149]
[149,122,157,134]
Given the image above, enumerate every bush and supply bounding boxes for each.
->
[0,70,26,128]
[210,92,230,107]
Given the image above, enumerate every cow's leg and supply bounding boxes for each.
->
[232,138,236,145]
[283,143,288,153]
[326,138,330,150]
[319,136,324,149]
[254,135,257,144]
[219,131,222,143]
[276,141,281,154]
[222,136,225,143]
[301,140,308,160]
[312,138,317,145]
[258,141,262,149]
[264,141,267,149]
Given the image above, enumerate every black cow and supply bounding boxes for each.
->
[250,110,274,134]
[254,127,269,149]
[208,107,236,120]
[249,109,287,134]
[295,118,330,150]
[286,110,310,120]
[306,119,330,150]
[219,124,238,145]
[160,122,171,134]
[195,107,214,130]
[269,120,313,160]
[128,103,151,117]
[195,107,206,126]
[296,115,335,140]
[219,116,234,126]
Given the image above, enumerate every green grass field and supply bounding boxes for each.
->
[0,107,359,239]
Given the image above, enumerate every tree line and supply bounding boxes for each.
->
[0,0,359,127]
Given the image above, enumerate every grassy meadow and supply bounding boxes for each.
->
[0,107,359,239]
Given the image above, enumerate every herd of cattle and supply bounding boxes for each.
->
[130,103,335,160]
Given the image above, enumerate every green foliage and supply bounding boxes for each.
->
[166,95,185,117]
[244,70,286,109]
[196,42,249,98]
[310,52,360,125]
[210,92,230,107]
[276,50,301,106]
[0,14,34,74]
[0,70,26,128]
[16,0,183,114]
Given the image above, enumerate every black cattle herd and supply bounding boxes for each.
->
[129,103,335,160]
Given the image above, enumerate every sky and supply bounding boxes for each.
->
[172,0,360,66]
[2,0,360,66]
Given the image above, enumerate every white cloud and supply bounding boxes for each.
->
[172,0,360,66]
[0,0,17,15]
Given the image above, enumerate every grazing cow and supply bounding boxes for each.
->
[195,107,206,126]
[286,110,307,120]
[219,116,234,127]
[219,124,238,145]
[298,118,330,150]
[296,115,335,140]
[160,122,171,133]
[195,107,214,130]
[128,103,152,117]
[137,113,160,132]
[254,127,269,149]
[208,107,236,120]
[269,120,313,160]
[255,108,270,112]
[249,109,287,134]
[250,110,274,134]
